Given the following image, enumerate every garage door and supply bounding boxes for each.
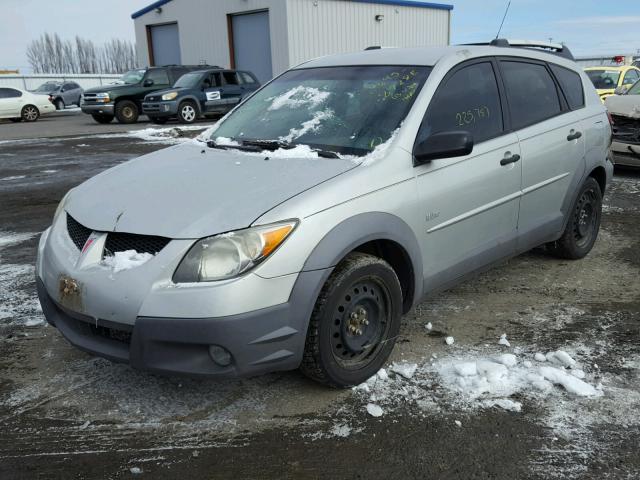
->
[149,23,181,66]
[232,11,273,83]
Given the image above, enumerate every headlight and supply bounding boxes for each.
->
[162,92,178,101]
[53,190,72,223]
[94,93,110,103]
[173,220,298,283]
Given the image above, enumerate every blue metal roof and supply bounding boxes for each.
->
[132,0,453,19]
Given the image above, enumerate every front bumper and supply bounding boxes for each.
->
[611,140,640,167]
[36,218,330,378]
[142,100,178,117]
[81,103,115,115]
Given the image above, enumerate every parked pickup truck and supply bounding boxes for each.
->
[142,68,260,124]
[81,65,213,124]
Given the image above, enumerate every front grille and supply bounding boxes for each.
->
[104,232,170,257]
[67,214,92,250]
[70,317,133,345]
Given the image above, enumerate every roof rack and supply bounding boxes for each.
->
[463,38,575,61]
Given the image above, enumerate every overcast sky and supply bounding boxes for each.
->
[1,0,639,72]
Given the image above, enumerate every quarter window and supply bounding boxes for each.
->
[0,88,22,98]
[240,72,256,84]
[420,62,503,145]
[500,61,561,130]
[549,64,584,110]
[223,72,240,85]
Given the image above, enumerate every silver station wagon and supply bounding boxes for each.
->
[36,39,613,387]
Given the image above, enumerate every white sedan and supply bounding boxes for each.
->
[0,87,56,122]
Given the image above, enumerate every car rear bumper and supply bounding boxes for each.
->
[81,103,114,115]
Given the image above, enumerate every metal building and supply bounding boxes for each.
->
[132,0,452,83]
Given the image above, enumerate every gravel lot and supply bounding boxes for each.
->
[0,119,639,479]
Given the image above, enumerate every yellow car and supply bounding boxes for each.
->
[585,66,640,102]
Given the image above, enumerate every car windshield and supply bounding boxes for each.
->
[586,69,621,89]
[174,72,204,88]
[211,65,432,156]
[33,82,60,92]
[120,69,146,85]
[627,80,640,95]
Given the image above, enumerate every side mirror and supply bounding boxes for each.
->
[413,131,474,165]
[143,79,154,87]
[614,85,628,95]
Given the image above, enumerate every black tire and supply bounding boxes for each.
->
[115,100,139,124]
[177,100,198,124]
[149,116,168,124]
[300,252,403,387]
[54,98,64,110]
[547,177,602,259]
[91,114,114,124]
[10,118,22,123]
[21,105,40,122]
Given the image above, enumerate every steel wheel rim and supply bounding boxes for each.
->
[573,188,598,247]
[330,276,392,369]
[182,105,195,122]
[24,107,37,120]
[122,106,134,120]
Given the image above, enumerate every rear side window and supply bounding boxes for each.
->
[549,64,584,110]
[0,88,22,98]
[420,62,503,145]
[222,72,239,85]
[146,69,170,85]
[500,61,561,130]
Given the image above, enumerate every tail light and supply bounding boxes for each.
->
[48,95,53,103]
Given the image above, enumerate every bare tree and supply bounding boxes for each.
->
[26,33,137,74]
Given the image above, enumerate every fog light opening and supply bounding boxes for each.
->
[209,345,232,366]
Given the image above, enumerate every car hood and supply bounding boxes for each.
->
[605,95,640,118]
[84,84,138,94]
[66,141,358,239]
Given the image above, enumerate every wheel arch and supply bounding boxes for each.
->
[302,212,423,314]
[178,96,202,115]
[588,165,607,195]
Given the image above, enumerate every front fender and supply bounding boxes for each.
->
[302,212,423,310]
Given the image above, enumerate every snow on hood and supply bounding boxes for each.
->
[65,141,358,239]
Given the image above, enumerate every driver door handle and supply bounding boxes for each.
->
[567,130,583,141]
[500,153,520,166]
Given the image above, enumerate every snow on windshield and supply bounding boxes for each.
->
[267,86,331,111]
[280,109,334,143]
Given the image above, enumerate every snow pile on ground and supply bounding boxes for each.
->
[102,250,154,273]
[0,231,37,250]
[353,346,604,419]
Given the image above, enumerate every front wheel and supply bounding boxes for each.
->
[301,252,403,387]
[21,105,40,122]
[547,177,602,259]
[177,101,198,124]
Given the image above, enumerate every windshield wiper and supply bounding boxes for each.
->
[313,149,340,159]
[206,140,260,152]
[241,139,296,151]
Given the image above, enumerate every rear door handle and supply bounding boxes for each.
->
[500,153,520,166]
[567,130,582,141]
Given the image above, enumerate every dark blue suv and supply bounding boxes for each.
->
[142,69,260,124]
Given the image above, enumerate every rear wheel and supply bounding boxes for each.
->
[54,98,65,110]
[21,105,40,122]
[115,100,139,124]
[301,252,403,387]
[177,101,198,124]
[547,177,602,259]
[91,114,114,124]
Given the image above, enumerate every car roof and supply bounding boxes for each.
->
[295,44,579,70]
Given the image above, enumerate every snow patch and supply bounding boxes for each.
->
[102,250,154,273]
[267,86,330,111]
[366,403,384,417]
[390,362,418,379]
[445,336,455,345]
[498,333,511,347]
[280,109,334,143]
